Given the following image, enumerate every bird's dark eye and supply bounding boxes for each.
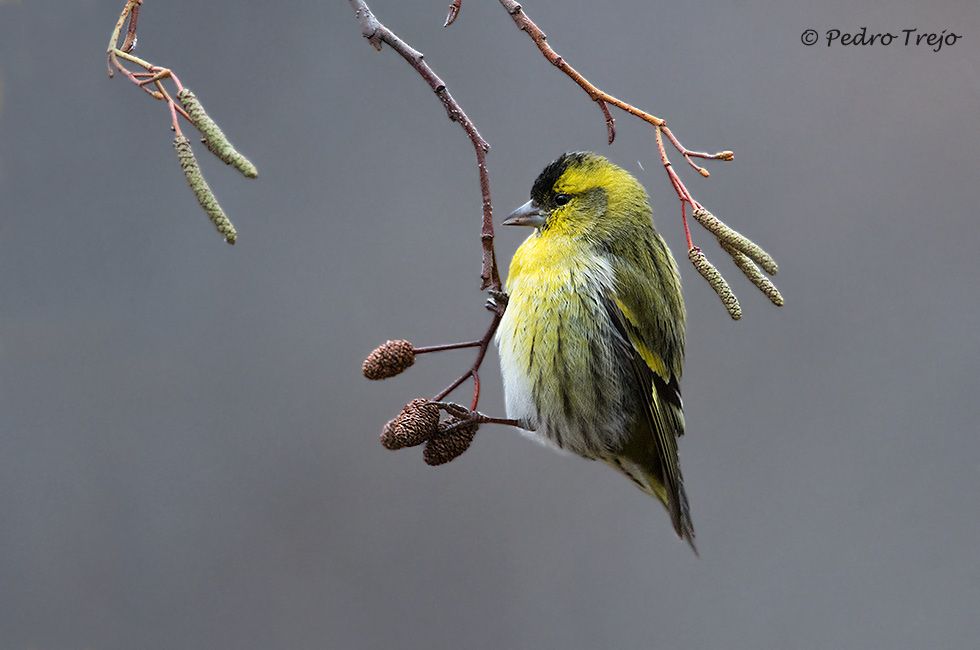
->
[555,193,571,206]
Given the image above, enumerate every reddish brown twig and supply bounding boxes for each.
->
[121,1,140,53]
[497,0,777,316]
[107,1,191,131]
[444,0,462,27]
[353,0,515,442]
[350,0,501,293]
[498,1,731,178]
[428,308,501,411]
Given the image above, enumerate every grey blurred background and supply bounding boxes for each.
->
[2,1,979,648]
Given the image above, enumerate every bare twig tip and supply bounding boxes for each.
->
[444,0,461,26]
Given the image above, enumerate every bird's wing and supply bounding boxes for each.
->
[602,263,695,548]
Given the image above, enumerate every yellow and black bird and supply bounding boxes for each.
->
[496,152,696,552]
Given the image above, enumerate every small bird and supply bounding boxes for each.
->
[496,152,696,552]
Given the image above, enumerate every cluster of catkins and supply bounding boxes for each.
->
[173,88,257,244]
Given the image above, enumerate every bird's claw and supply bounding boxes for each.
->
[485,290,509,316]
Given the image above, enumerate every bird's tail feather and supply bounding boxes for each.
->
[609,455,697,555]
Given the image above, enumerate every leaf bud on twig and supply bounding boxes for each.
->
[362,340,416,380]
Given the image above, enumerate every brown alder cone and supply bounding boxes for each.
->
[423,417,479,466]
[380,399,439,450]
[363,340,416,380]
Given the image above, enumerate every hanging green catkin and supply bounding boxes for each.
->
[720,241,784,307]
[692,207,778,276]
[177,88,258,179]
[689,247,741,320]
[174,134,237,244]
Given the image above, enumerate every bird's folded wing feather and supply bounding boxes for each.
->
[602,261,692,543]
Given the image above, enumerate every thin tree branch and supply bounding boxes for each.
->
[497,0,733,192]
[121,1,140,53]
[349,0,501,292]
[495,0,777,316]
[351,0,510,423]
[444,0,462,27]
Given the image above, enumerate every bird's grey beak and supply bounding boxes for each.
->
[502,200,546,228]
